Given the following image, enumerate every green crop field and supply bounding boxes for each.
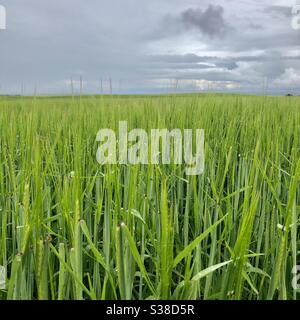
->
[0,94,299,300]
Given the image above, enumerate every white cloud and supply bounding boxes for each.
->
[273,68,300,88]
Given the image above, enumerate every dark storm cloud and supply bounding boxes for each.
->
[180,5,229,37]
[152,4,231,39]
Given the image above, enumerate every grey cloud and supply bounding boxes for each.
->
[180,5,229,37]
[150,4,231,40]
[226,32,300,52]
[249,23,263,30]
[148,54,238,70]
[149,54,204,63]
[263,5,292,18]
[148,52,300,68]
[144,52,300,89]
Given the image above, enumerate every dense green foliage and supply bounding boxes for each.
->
[0,94,299,300]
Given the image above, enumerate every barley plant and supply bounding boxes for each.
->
[0,94,299,300]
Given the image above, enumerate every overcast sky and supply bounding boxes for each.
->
[0,0,299,95]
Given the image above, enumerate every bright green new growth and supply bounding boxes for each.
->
[0,94,299,300]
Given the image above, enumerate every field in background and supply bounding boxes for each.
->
[0,94,299,300]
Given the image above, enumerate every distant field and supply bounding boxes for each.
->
[0,94,299,300]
